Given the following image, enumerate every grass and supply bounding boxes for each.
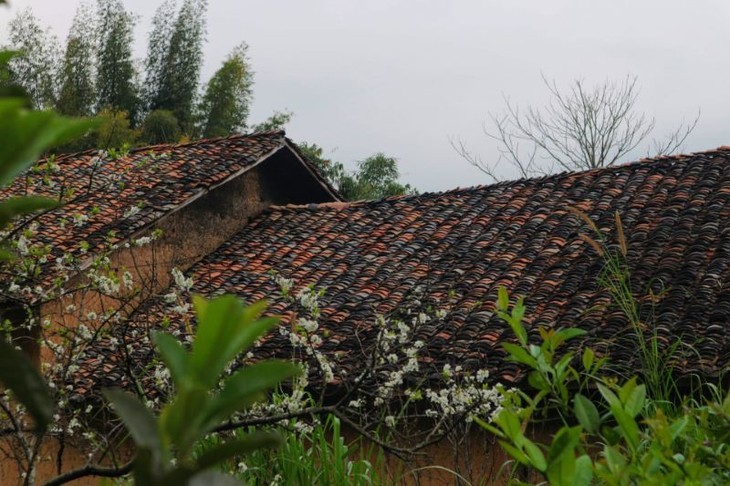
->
[197,414,388,486]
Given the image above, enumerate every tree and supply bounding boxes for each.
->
[6,8,61,110]
[299,147,416,201]
[142,0,177,112]
[341,153,416,200]
[96,0,140,124]
[250,110,293,133]
[140,109,181,144]
[198,43,253,138]
[92,108,139,149]
[151,0,207,133]
[454,75,699,182]
[299,142,345,187]
[56,4,97,117]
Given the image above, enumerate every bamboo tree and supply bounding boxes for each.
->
[151,0,207,133]
[198,43,253,138]
[57,4,97,117]
[142,0,177,112]
[96,0,140,124]
[6,8,61,109]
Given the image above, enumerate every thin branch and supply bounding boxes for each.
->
[43,460,134,486]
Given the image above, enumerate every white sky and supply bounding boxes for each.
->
[1,0,729,192]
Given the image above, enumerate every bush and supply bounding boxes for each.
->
[140,109,181,145]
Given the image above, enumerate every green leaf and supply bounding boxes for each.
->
[582,348,594,372]
[523,439,547,472]
[557,328,586,341]
[574,394,600,434]
[624,384,646,418]
[473,416,505,438]
[152,332,189,387]
[0,196,58,226]
[573,454,594,485]
[0,101,96,186]
[547,426,581,465]
[611,404,640,451]
[103,389,162,455]
[502,342,537,367]
[0,341,53,432]
[603,444,626,474]
[597,383,621,409]
[499,440,530,466]
[494,410,524,445]
[195,432,280,470]
[201,360,298,430]
[190,296,279,387]
[497,286,509,311]
[159,386,209,456]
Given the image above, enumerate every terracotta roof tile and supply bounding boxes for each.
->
[0,131,322,289]
[74,148,730,394]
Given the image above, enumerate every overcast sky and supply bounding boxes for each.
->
[1,0,729,192]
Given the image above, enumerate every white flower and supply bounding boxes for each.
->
[123,205,140,218]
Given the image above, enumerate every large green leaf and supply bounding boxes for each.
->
[190,296,278,387]
[0,196,58,227]
[624,383,646,418]
[547,426,581,465]
[0,100,96,186]
[201,360,298,430]
[159,386,209,456]
[574,394,600,434]
[0,340,53,432]
[502,342,537,367]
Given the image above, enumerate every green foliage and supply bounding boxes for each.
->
[104,295,298,485]
[340,153,416,200]
[92,108,139,149]
[249,110,293,133]
[96,0,140,123]
[143,0,177,112]
[205,414,384,485]
[479,288,730,485]
[150,0,207,132]
[199,43,254,138]
[298,146,417,201]
[298,142,345,186]
[6,8,61,110]
[56,5,97,117]
[140,109,181,145]
[0,341,53,432]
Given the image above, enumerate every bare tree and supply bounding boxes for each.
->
[453,75,699,182]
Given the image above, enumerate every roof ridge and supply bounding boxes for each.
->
[46,130,287,164]
[265,145,730,213]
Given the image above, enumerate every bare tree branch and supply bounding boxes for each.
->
[455,75,700,180]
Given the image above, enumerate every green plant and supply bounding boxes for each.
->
[212,412,384,485]
[478,288,730,486]
[576,210,682,408]
[103,295,298,485]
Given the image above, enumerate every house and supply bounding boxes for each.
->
[0,130,338,362]
[76,145,730,393]
[2,134,730,484]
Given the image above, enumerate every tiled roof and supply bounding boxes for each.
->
[74,148,730,395]
[1,131,335,289]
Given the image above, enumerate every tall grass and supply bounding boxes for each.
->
[197,414,388,485]
[579,210,688,410]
